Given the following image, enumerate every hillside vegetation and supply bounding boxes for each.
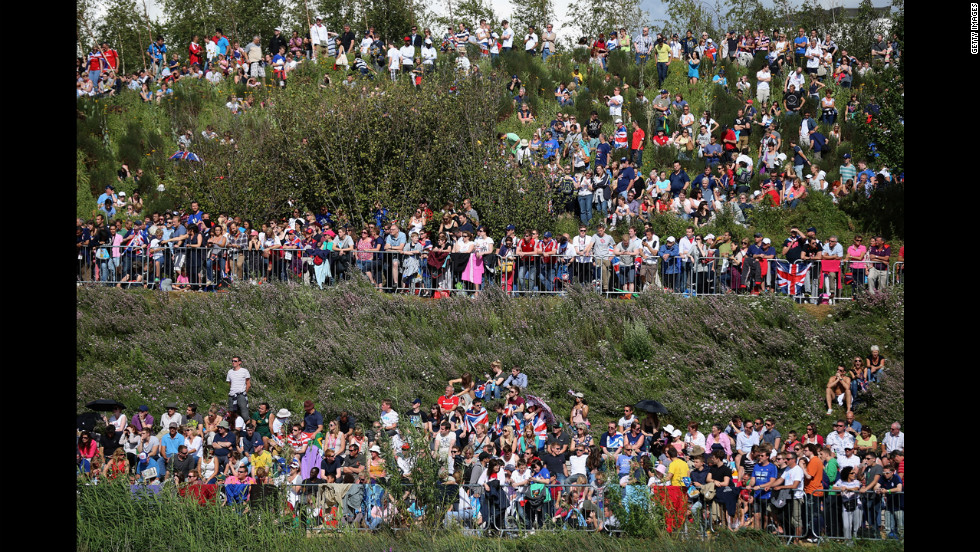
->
[76,283,904,435]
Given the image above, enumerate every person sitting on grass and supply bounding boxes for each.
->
[825,365,852,415]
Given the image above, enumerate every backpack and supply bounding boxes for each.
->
[526,483,548,507]
[559,176,575,195]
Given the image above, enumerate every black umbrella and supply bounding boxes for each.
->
[634,400,669,415]
[85,399,127,412]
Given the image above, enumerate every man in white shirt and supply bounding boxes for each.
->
[310,16,330,60]
[227,355,251,422]
[572,225,594,286]
[881,423,904,455]
[399,37,415,73]
[735,420,760,468]
[386,42,401,81]
[421,38,437,69]
[774,452,806,538]
[606,87,623,119]
[678,225,696,292]
[756,65,771,104]
[524,26,538,55]
[826,420,856,458]
[501,20,514,52]
[837,446,860,471]
[617,405,638,433]
[786,66,805,92]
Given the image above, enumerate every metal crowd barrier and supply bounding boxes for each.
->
[77,246,903,300]
[690,488,904,542]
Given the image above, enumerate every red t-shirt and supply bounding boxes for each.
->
[631,128,645,150]
[438,394,460,413]
[102,49,118,71]
[723,129,737,150]
[653,134,669,146]
[88,54,102,71]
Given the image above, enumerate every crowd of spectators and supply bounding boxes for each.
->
[77,16,902,298]
[77,356,903,538]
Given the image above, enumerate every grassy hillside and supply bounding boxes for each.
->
[76,282,904,435]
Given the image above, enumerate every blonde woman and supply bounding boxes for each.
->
[325,420,346,457]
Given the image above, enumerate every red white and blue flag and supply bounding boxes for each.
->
[465,407,489,432]
[531,412,548,449]
[774,261,811,295]
[170,151,201,161]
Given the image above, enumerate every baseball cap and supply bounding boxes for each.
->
[843,153,851,158]
[505,224,516,231]
[666,236,676,243]
[705,233,715,240]
[762,238,771,244]
[412,398,421,404]
[807,227,817,233]
[543,231,552,238]
[660,89,668,94]
[615,118,623,123]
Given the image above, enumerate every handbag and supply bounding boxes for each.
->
[701,481,716,501]
[95,247,110,260]
[501,259,515,273]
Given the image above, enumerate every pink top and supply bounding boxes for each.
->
[847,245,867,269]
[356,237,374,261]
[705,432,732,458]
[111,233,124,258]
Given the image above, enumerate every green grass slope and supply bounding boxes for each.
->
[76,282,904,436]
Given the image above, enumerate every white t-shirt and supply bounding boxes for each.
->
[524,33,538,51]
[387,47,401,70]
[642,236,660,264]
[837,453,860,471]
[400,45,415,66]
[783,464,806,499]
[474,236,494,255]
[788,72,806,91]
[607,94,623,118]
[502,28,514,48]
[570,453,588,476]
[186,435,203,459]
[573,234,594,263]
[226,367,251,395]
[360,37,374,56]
[456,56,471,72]
[756,70,771,89]
[805,46,821,68]
[618,415,638,430]
[422,46,437,65]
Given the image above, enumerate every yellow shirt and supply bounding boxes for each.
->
[668,458,690,486]
[655,44,671,63]
[250,451,273,471]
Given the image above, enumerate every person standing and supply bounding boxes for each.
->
[630,121,646,169]
[541,24,557,62]
[227,356,251,423]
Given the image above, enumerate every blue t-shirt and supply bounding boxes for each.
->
[385,232,407,250]
[543,138,559,160]
[212,433,234,457]
[794,36,808,55]
[693,174,715,190]
[241,431,263,455]
[148,43,167,61]
[303,410,324,433]
[596,143,611,167]
[161,433,185,456]
[703,144,722,164]
[187,212,203,225]
[793,145,806,166]
[616,453,633,475]
[747,244,765,257]
[810,132,826,152]
[668,170,690,196]
[752,462,778,499]
[616,166,635,194]
[217,37,230,56]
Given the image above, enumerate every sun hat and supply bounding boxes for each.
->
[276,408,292,418]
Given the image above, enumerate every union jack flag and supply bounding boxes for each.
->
[774,261,811,295]
[170,151,201,161]
[465,407,489,432]
[531,412,548,449]
[473,383,487,399]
